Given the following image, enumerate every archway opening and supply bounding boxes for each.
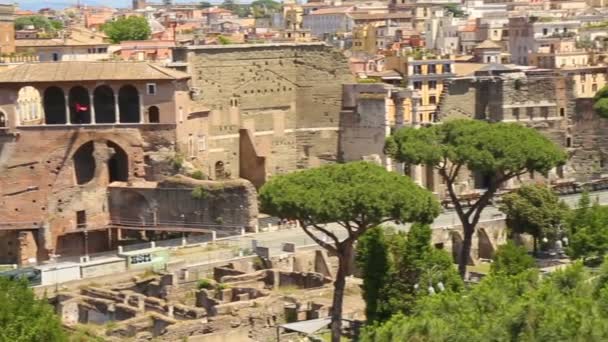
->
[118,85,140,123]
[148,106,160,123]
[73,141,96,185]
[43,86,66,124]
[114,190,152,226]
[94,86,116,123]
[17,86,42,125]
[478,228,495,259]
[215,161,225,179]
[69,86,91,124]
[107,141,128,182]
[0,111,5,127]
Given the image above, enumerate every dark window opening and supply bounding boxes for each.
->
[560,107,565,117]
[69,86,91,124]
[215,161,225,179]
[107,141,128,182]
[43,86,67,124]
[94,85,116,123]
[76,210,86,229]
[148,106,160,123]
[566,137,572,148]
[0,112,6,127]
[73,141,96,185]
[118,85,140,123]
[52,53,59,61]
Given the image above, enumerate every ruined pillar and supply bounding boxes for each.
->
[413,165,424,186]
[114,93,120,123]
[89,93,96,124]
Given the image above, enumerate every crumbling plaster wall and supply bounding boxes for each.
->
[0,126,175,263]
[179,43,354,183]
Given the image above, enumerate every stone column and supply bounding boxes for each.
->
[89,93,96,124]
[114,93,120,123]
[413,165,424,186]
[139,93,145,124]
[64,94,71,125]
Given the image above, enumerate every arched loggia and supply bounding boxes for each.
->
[69,86,91,124]
[43,86,66,124]
[118,85,140,123]
[93,85,116,123]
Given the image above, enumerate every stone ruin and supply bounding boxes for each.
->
[52,248,359,341]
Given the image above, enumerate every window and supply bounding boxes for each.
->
[560,107,565,117]
[76,210,86,229]
[541,107,549,118]
[429,80,437,89]
[566,136,572,148]
[429,96,437,105]
[198,135,207,151]
[428,64,436,74]
[444,64,451,73]
[52,53,59,61]
[581,73,587,82]
[513,108,520,120]
[527,107,534,119]
[543,28,548,35]
[413,81,422,90]
[593,84,598,93]
[146,83,157,95]
[413,65,422,74]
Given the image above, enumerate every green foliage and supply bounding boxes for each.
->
[594,86,608,118]
[191,186,208,200]
[362,261,608,342]
[15,16,63,32]
[356,78,380,84]
[357,225,462,323]
[490,241,536,276]
[444,3,465,17]
[566,192,608,261]
[217,35,232,45]
[220,0,252,17]
[386,119,566,275]
[260,161,440,230]
[356,227,392,323]
[386,120,566,178]
[197,278,214,290]
[190,170,205,180]
[0,278,66,341]
[170,154,184,170]
[198,1,212,8]
[102,16,151,44]
[250,0,282,18]
[499,185,569,252]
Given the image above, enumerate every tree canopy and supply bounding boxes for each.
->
[490,241,536,276]
[260,161,439,342]
[499,185,569,253]
[250,0,282,18]
[15,15,63,33]
[102,16,151,44]
[357,225,462,323]
[444,3,465,17]
[362,262,608,342]
[0,278,66,341]
[567,192,608,263]
[594,86,608,118]
[386,119,566,277]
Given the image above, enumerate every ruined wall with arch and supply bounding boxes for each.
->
[0,125,175,263]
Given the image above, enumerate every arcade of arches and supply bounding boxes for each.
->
[72,140,130,186]
[17,84,159,125]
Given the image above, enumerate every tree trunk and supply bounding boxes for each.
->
[458,224,474,279]
[533,237,538,256]
[331,243,352,342]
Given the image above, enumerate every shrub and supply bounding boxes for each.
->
[191,186,208,199]
[190,170,205,180]
[197,278,214,290]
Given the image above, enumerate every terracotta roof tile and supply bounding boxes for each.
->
[0,61,190,83]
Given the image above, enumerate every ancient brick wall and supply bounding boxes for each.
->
[175,43,354,184]
[0,125,175,263]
